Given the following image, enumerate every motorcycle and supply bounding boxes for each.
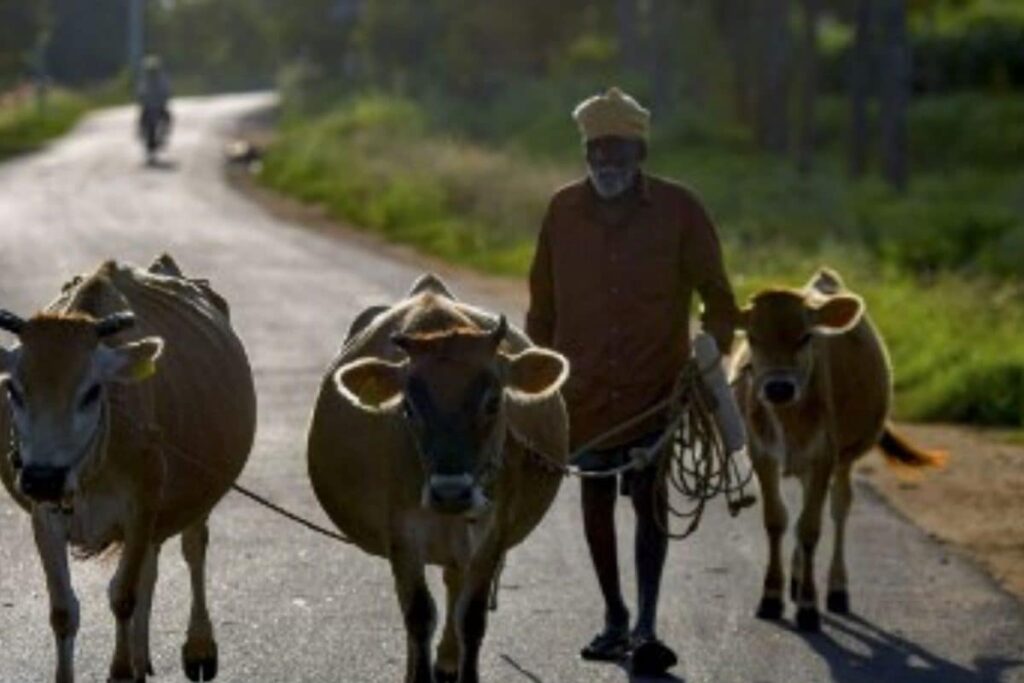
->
[139,105,171,163]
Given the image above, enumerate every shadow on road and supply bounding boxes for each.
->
[802,613,1024,683]
[144,158,178,171]
[499,653,685,682]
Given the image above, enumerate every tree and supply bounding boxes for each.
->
[879,0,910,191]
[795,0,822,173]
[754,0,792,153]
[0,0,45,87]
[848,0,875,178]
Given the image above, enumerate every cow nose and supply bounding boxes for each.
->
[763,380,797,405]
[427,474,475,513]
[18,465,68,503]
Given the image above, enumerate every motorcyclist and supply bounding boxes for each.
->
[137,55,172,155]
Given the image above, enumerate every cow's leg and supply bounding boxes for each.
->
[181,518,218,682]
[435,565,463,683]
[793,461,832,632]
[455,548,502,683]
[32,509,79,683]
[827,462,854,614]
[752,455,787,620]
[391,550,435,683]
[108,498,158,681]
[790,544,804,602]
[130,545,159,679]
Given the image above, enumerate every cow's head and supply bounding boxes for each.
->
[0,311,163,505]
[736,289,863,407]
[335,316,567,517]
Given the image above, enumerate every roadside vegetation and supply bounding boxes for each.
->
[261,89,1024,428]
[0,87,90,161]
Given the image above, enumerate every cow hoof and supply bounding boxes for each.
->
[756,596,784,620]
[827,590,850,615]
[182,641,218,682]
[796,607,821,632]
[433,666,458,683]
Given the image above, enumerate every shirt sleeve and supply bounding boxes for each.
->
[525,206,556,347]
[685,197,739,355]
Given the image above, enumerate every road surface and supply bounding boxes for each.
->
[0,95,1020,683]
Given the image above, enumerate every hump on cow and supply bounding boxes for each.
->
[730,267,947,632]
[307,273,570,683]
[0,255,256,683]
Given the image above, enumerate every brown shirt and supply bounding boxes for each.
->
[526,174,738,450]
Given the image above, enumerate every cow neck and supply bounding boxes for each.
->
[71,392,112,501]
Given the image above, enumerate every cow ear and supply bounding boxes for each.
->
[810,295,864,335]
[500,348,568,402]
[334,358,407,412]
[98,337,164,383]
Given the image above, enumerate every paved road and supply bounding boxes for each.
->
[0,95,1021,683]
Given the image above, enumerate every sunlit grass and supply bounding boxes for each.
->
[261,94,1024,427]
[0,89,89,160]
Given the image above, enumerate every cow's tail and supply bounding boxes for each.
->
[877,423,948,470]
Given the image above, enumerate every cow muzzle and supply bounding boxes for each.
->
[424,474,488,516]
[17,465,70,504]
[758,372,801,406]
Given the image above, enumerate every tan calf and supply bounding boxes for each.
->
[731,268,945,632]
[0,256,256,682]
[307,274,568,683]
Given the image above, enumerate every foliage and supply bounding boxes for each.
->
[260,91,1024,426]
[0,88,88,160]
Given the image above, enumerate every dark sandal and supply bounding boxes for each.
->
[580,629,631,662]
[630,637,678,677]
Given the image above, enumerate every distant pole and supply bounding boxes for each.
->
[128,0,145,82]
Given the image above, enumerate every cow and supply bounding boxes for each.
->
[731,267,945,632]
[0,256,256,682]
[307,274,569,683]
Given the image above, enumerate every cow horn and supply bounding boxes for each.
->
[0,310,26,335]
[490,315,508,344]
[95,312,136,338]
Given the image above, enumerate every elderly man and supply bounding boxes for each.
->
[526,87,738,676]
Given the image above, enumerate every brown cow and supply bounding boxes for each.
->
[730,267,945,632]
[307,274,569,683]
[0,256,256,682]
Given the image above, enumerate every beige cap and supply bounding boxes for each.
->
[572,87,650,142]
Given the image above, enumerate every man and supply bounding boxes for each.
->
[526,87,738,677]
[137,55,172,154]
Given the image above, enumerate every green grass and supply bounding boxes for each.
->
[260,93,1024,427]
[0,89,90,161]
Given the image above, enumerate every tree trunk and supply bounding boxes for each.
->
[879,0,910,191]
[754,0,792,154]
[849,0,874,178]
[796,0,821,174]
[647,0,675,114]
[617,0,643,76]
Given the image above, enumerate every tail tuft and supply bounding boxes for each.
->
[878,424,948,470]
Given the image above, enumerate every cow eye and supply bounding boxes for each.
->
[80,384,102,408]
[798,333,814,348]
[5,383,24,410]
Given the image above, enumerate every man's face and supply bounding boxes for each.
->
[585,136,645,200]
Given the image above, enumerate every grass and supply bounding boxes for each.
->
[260,93,1024,427]
[0,88,90,161]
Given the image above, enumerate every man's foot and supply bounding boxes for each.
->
[630,636,678,677]
[580,627,631,662]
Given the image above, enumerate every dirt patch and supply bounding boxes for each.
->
[226,119,1024,605]
[858,423,1024,601]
